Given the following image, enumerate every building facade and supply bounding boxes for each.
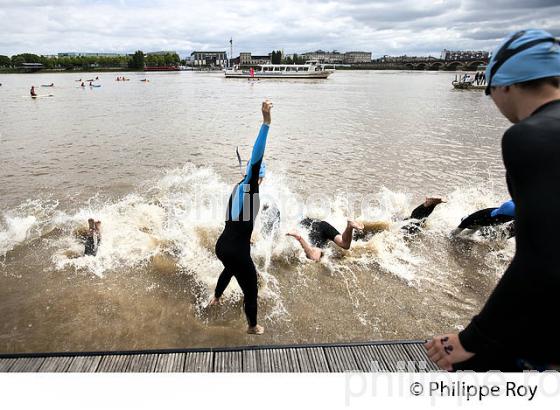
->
[190,51,228,67]
[57,52,127,57]
[301,50,344,64]
[441,49,489,61]
[300,50,371,64]
[343,51,372,64]
[238,52,271,66]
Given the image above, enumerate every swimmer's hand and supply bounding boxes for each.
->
[425,333,474,371]
[262,100,273,125]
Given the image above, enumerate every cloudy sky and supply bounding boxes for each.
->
[0,0,559,57]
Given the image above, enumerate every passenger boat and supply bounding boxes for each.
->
[225,60,334,79]
[452,65,487,90]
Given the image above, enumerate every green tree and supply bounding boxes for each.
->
[11,55,25,66]
[270,50,282,64]
[129,50,145,69]
[0,55,11,67]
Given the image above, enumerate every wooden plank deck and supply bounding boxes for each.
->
[0,339,439,373]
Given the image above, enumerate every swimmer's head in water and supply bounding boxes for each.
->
[88,218,95,229]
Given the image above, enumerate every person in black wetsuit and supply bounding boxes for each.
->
[353,197,445,240]
[426,29,560,371]
[401,197,445,234]
[84,219,102,256]
[209,100,273,335]
[451,199,515,238]
[286,218,364,261]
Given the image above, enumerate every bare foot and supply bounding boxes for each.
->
[247,324,265,335]
[348,220,364,231]
[286,231,302,241]
[208,296,221,306]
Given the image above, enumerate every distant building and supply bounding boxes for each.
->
[57,52,127,57]
[238,52,271,66]
[301,50,344,64]
[378,55,437,62]
[441,49,489,61]
[146,51,178,56]
[343,51,372,64]
[190,51,227,67]
[18,62,44,72]
[300,50,371,64]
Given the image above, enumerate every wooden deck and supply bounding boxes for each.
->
[0,339,439,373]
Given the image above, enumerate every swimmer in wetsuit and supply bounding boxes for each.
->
[426,29,560,371]
[84,219,102,256]
[209,100,273,335]
[286,218,364,262]
[353,197,446,240]
[451,199,515,237]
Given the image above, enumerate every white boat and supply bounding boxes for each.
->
[225,60,334,79]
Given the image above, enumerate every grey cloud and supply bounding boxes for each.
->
[0,0,559,57]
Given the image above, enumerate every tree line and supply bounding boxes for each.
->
[263,50,307,65]
[0,51,181,70]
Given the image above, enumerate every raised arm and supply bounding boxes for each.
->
[244,100,273,185]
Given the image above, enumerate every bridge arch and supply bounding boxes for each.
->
[429,61,445,71]
[464,60,486,71]
[415,62,427,70]
[445,61,464,71]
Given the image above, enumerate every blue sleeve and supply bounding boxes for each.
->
[230,124,269,221]
[243,123,269,185]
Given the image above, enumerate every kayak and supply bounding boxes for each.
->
[90,84,101,88]
[41,84,54,87]
[28,94,54,98]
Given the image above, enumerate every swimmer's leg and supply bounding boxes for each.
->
[286,232,322,261]
[210,268,234,305]
[333,220,364,250]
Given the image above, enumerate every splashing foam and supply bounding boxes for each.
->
[2,164,515,323]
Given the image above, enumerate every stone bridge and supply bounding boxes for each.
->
[356,59,487,71]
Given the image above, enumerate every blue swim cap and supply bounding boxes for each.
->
[485,29,560,95]
[491,200,515,218]
[246,161,266,178]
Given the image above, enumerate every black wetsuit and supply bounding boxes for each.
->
[458,208,514,229]
[401,202,439,234]
[457,99,560,371]
[84,230,100,256]
[300,218,340,248]
[214,124,269,327]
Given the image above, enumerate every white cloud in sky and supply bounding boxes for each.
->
[0,0,558,57]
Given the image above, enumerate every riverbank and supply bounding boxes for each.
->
[0,68,145,74]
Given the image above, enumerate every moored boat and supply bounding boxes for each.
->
[225,60,334,79]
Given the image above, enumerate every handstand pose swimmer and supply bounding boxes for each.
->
[209,100,273,335]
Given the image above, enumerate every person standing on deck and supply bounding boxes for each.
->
[209,100,273,335]
[426,29,560,371]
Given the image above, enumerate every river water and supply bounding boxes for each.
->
[0,70,513,353]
